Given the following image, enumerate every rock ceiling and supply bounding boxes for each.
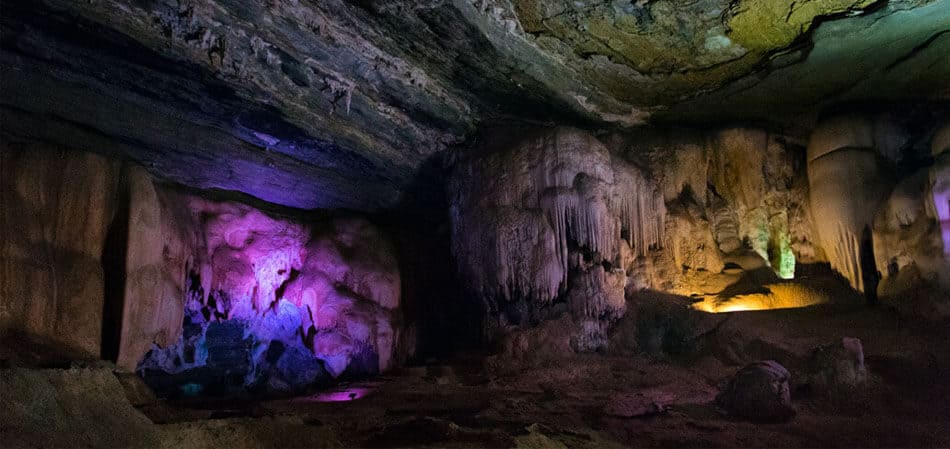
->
[1,0,948,210]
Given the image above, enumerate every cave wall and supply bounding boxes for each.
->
[448,127,666,349]
[447,120,949,349]
[447,125,818,349]
[619,126,817,294]
[115,167,202,371]
[124,182,410,395]
[0,141,123,357]
[449,126,799,349]
[872,118,950,296]
[803,112,950,298]
[1,142,411,391]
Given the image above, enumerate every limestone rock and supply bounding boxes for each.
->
[639,126,805,290]
[130,187,407,393]
[808,146,892,293]
[0,368,160,448]
[2,0,947,214]
[117,168,203,371]
[717,360,795,422]
[448,127,665,346]
[808,337,868,393]
[0,143,122,357]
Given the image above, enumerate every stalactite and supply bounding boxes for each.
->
[449,127,665,309]
[808,143,892,293]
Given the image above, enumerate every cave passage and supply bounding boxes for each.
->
[1,0,950,447]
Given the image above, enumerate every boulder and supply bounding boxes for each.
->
[808,337,867,393]
[270,345,329,394]
[717,360,795,421]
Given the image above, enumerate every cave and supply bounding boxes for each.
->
[1,0,949,447]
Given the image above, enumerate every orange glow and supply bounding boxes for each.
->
[691,283,829,313]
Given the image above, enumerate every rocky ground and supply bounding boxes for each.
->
[3,279,949,448]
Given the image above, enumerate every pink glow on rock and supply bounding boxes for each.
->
[937,198,950,255]
[139,195,406,391]
[934,163,950,255]
[301,386,376,402]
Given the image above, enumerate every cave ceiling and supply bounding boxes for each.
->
[1,0,948,211]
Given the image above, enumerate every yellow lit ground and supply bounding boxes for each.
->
[691,283,831,313]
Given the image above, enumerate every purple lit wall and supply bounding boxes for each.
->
[934,166,950,256]
[126,187,406,397]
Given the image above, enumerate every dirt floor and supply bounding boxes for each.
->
[3,286,950,448]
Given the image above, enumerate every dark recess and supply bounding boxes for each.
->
[100,174,131,362]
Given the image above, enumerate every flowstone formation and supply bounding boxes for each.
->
[805,112,950,300]
[806,114,894,294]
[448,125,824,348]
[871,118,950,300]
[133,190,407,397]
[449,127,665,350]
[606,126,817,312]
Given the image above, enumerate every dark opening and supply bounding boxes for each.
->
[100,181,130,361]
[859,225,879,305]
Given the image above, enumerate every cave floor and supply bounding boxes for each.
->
[125,301,950,449]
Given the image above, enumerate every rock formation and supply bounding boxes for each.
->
[616,126,814,295]
[2,1,950,445]
[133,192,407,395]
[449,125,827,348]
[1,143,408,395]
[449,127,665,348]
[0,142,123,357]
[117,168,204,371]
[717,360,795,422]
[807,114,894,294]
[872,119,950,297]
[3,0,945,212]
[807,337,867,394]
[932,123,950,263]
